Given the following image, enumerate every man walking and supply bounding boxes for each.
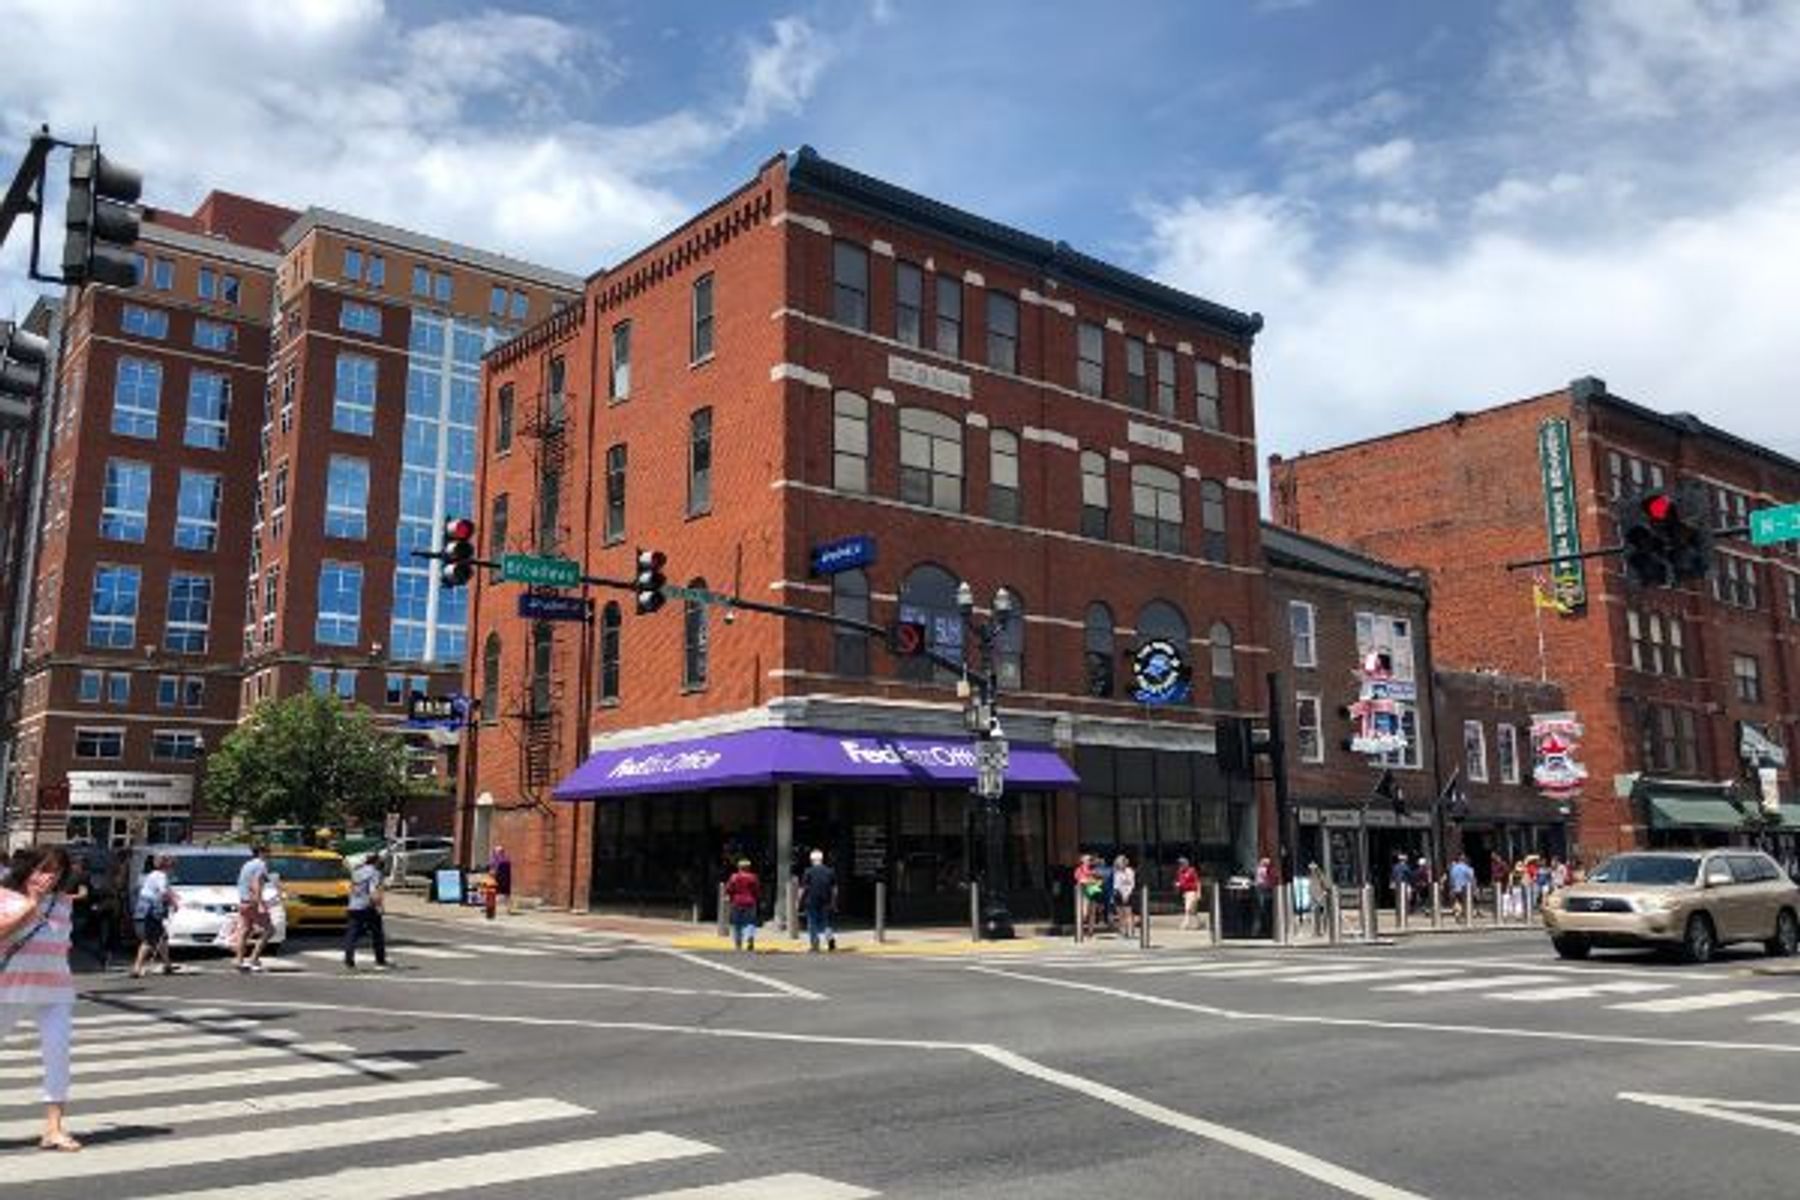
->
[800,849,837,953]
[234,844,272,973]
[344,851,388,970]
[1448,853,1477,923]
[724,859,760,952]
[1174,857,1201,931]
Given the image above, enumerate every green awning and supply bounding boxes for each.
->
[1646,795,1750,830]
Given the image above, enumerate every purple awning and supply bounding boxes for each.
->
[553,727,1078,800]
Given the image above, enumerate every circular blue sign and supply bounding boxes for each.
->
[1132,640,1192,705]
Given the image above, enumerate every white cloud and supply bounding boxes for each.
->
[1470,173,1584,219]
[1352,199,1439,232]
[1351,137,1415,180]
[735,16,833,132]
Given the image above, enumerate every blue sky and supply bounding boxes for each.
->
[4,0,1797,462]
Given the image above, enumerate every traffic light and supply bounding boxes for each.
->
[440,517,476,588]
[634,548,667,614]
[0,322,49,426]
[62,145,142,288]
[1617,483,1714,587]
[1216,715,1254,777]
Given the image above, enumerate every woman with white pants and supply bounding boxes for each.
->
[0,845,81,1152]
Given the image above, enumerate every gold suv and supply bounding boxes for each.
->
[1543,850,1800,963]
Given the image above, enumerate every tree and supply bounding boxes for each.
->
[202,691,420,832]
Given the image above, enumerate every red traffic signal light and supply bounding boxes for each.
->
[440,517,477,589]
[634,548,668,614]
[1643,493,1675,524]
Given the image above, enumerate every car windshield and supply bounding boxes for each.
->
[1589,854,1701,886]
[165,855,249,886]
[269,856,350,882]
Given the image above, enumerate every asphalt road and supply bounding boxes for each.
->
[13,918,1800,1199]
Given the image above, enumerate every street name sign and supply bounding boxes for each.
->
[500,554,580,587]
[518,593,594,622]
[1750,503,1800,546]
[407,693,469,726]
[663,583,733,606]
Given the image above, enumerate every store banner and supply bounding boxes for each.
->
[1537,417,1586,610]
[1531,711,1588,800]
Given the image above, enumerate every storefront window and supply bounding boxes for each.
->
[897,563,963,685]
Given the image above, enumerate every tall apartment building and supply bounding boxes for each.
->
[1270,378,1799,861]
[470,148,1269,919]
[0,192,580,849]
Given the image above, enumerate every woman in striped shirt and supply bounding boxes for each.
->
[0,845,81,1151]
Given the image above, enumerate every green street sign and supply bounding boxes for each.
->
[662,584,732,606]
[500,554,580,587]
[1750,503,1800,547]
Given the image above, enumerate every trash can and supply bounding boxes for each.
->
[1220,883,1260,938]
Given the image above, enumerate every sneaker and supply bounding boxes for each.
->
[828,936,837,952]
[248,962,266,974]
[235,962,251,973]
[343,961,357,970]
[746,939,756,952]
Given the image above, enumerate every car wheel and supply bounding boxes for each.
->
[1765,909,1799,958]
[1551,934,1591,960]
[1682,913,1716,965]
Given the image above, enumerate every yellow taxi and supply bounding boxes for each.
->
[266,848,353,930]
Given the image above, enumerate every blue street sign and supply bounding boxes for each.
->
[811,535,876,576]
[408,693,471,727]
[518,592,595,622]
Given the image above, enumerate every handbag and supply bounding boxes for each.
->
[0,901,52,972]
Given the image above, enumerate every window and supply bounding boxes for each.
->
[78,670,103,703]
[1084,603,1115,697]
[986,292,1018,373]
[898,564,964,685]
[75,728,124,760]
[82,671,131,705]
[546,355,566,427]
[510,290,527,320]
[1290,601,1317,668]
[198,266,216,300]
[157,675,204,709]
[311,668,356,701]
[1464,721,1489,782]
[537,471,561,553]
[683,578,710,689]
[184,371,230,449]
[100,459,150,542]
[325,455,370,539]
[489,284,508,318]
[152,731,202,762]
[112,358,161,438]
[280,364,295,433]
[1195,361,1222,429]
[1210,621,1236,707]
[996,589,1026,690]
[344,247,363,280]
[688,408,712,516]
[333,354,377,435]
[495,384,514,454]
[610,321,631,400]
[1155,347,1177,417]
[270,460,289,541]
[832,569,870,677]
[1606,451,1625,500]
[341,300,382,336]
[1077,323,1105,396]
[1080,451,1109,539]
[833,242,869,330]
[604,444,627,543]
[193,319,235,352]
[412,265,431,296]
[1130,464,1182,553]
[1628,610,1661,674]
[600,603,622,702]
[691,273,714,362]
[368,254,386,287]
[220,273,240,305]
[1789,573,1800,622]
[1200,480,1228,563]
[316,563,363,646]
[988,429,1020,523]
[1355,612,1416,680]
[1668,617,1687,677]
[489,493,509,562]
[530,623,554,715]
[121,304,168,339]
[165,573,212,654]
[1125,337,1147,407]
[384,674,420,706]
[935,276,962,357]
[1734,654,1763,703]
[833,392,869,493]
[1136,600,1190,671]
[481,632,502,722]
[1296,694,1324,763]
[174,470,221,551]
[1716,554,1760,610]
[432,272,452,303]
[896,262,922,347]
[1498,724,1521,784]
[898,408,963,512]
[1640,703,1702,774]
[151,258,174,291]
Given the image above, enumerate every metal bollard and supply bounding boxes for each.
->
[1074,888,1084,945]
[716,884,729,938]
[1140,886,1151,950]
[1397,882,1410,932]
[1275,883,1291,945]
[1430,881,1443,930]
[1361,884,1377,943]
[787,878,800,940]
[1524,885,1535,925]
[970,881,981,942]
[1209,882,1223,947]
[1328,887,1342,945]
[875,880,887,944]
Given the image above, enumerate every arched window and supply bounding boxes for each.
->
[1136,599,1191,704]
[1201,479,1228,563]
[1210,620,1236,707]
[1084,602,1115,697]
[832,569,870,677]
[989,429,1020,524]
[683,578,709,689]
[1130,463,1182,553]
[996,587,1025,690]
[898,407,962,512]
[481,631,501,723]
[1080,451,1109,539]
[833,391,868,493]
[897,563,962,684]
[530,622,554,715]
[599,602,621,702]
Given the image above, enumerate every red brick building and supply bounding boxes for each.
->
[1270,377,1799,861]
[469,148,1269,919]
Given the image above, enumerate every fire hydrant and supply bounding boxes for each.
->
[480,874,498,920]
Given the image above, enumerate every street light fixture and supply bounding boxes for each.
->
[959,581,1016,940]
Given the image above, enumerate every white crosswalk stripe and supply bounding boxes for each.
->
[0,1040,353,1083]
[454,942,558,957]
[1485,981,1673,1002]
[1292,968,1462,986]
[0,1056,418,1107]
[1748,1009,1800,1024]
[0,1028,301,1060]
[1608,990,1787,1014]
[299,945,476,962]
[1377,974,1558,994]
[627,1173,879,1199]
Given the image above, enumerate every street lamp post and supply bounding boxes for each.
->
[958,581,1016,940]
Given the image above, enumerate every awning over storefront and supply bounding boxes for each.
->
[554,727,1080,800]
[1645,795,1749,830]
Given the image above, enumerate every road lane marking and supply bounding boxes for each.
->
[1619,1091,1800,1139]
[301,972,794,999]
[1292,969,1461,986]
[1485,981,1671,1001]
[649,946,826,1001]
[1749,1009,1800,1024]
[21,1016,293,1043]
[1609,990,1786,1013]
[450,942,556,956]
[1119,959,1285,975]
[0,1056,417,1107]
[1377,975,1558,994]
[624,1173,878,1200]
[0,1040,354,1082]
[0,1028,302,1060]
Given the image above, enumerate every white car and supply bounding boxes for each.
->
[135,846,288,951]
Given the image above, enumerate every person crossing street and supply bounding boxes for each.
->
[800,849,837,952]
[344,850,389,970]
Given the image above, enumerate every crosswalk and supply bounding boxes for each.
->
[294,938,568,965]
[4,1006,877,1198]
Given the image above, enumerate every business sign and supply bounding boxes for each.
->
[1537,417,1587,610]
[408,693,470,727]
[1131,640,1192,705]
[1348,650,1408,756]
[811,535,876,576]
[518,592,594,622]
[1740,722,1788,769]
[1127,421,1185,455]
[888,354,971,400]
[66,772,194,812]
[1531,711,1588,800]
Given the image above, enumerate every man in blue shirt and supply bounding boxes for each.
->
[1448,854,1477,924]
[234,844,272,973]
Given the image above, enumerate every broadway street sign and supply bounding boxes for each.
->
[1750,502,1800,547]
[500,554,580,587]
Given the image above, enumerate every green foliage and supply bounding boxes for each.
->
[202,691,421,830]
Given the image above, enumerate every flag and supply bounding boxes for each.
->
[1531,576,1572,615]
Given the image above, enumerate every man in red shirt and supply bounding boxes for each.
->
[724,860,760,952]
[1175,857,1201,930]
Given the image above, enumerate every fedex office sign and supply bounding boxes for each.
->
[840,739,977,769]
[607,750,723,779]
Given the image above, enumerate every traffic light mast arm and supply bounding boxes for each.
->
[1503,525,1748,573]
[0,129,54,257]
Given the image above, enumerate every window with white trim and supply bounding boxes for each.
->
[112,357,161,438]
[152,730,203,762]
[1130,463,1182,553]
[175,470,221,552]
[1734,653,1763,703]
[333,353,377,435]
[1289,601,1316,668]
[340,300,382,336]
[88,566,140,649]
[100,459,150,542]
[833,391,868,493]
[121,304,168,339]
[691,273,714,362]
[183,371,230,449]
[898,407,962,512]
[325,455,370,540]
[316,562,363,647]
[610,321,631,400]
[75,727,124,760]
[1498,724,1521,784]
[1296,694,1323,763]
[1464,720,1489,782]
[164,573,212,654]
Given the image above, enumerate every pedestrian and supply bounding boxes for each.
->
[1550,857,1570,891]
[129,854,179,979]
[489,845,514,915]
[1112,855,1137,939]
[1448,853,1476,923]
[1308,861,1331,936]
[234,843,272,973]
[799,849,837,952]
[1413,857,1433,913]
[344,850,388,970]
[1074,854,1102,939]
[724,859,760,952]
[1389,852,1412,911]
[0,846,83,1151]
[1175,857,1201,931]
